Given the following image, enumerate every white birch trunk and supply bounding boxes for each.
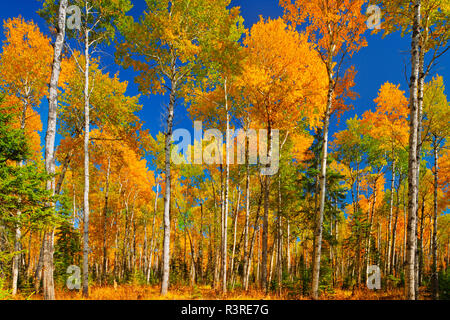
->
[405,0,421,301]
[161,78,176,295]
[312,70,333,299]
[82,6,91,297]
[222,78,230,294]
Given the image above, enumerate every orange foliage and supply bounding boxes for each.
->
[361,82,409,151]
[238,17,328,130]
[0,17,52,158]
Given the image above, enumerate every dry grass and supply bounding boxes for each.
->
[27,285,286,300]
[10,284,424,300]
[322,288,406,300]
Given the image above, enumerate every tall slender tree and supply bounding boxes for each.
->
[49,0,133,297]
[238,17,328,291]
[116,0,242,295]
[38,0,69,300]
[422,75,449,299]
[281,0,367,299]
[0,17,53,296]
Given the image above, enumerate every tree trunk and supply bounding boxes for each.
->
[432,138,439,299]
[414,40,426,300]
[41,0,68,301]
[12,145,25,295]
[102,156,111,284]
[244,184,262,290]
[418,198,425,288]
[147,178,159,283]
[242,149,251,290]
[405,0,421,300]
[211,178,220,288]
[34,234,45,293]
[230,186,240,287]
[268,240,276,285]
[55,151,73,196]
[390,172,402,275]
[161,78,176,295]
[365,178,377,284]
[82,18,91,298]
[11,209,21,296]
[197,203,204,282]
[277,174,283,295]
[287,216,291,279]
[403,190,407,264]
[387,159,396,274]
[312,72,333,299]
[261,124,273,292]
[222,78,230,293]
[13,88,31,296]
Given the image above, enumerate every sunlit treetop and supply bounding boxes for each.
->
[0,17,53,108]
[0,17,53,159]
[423,75,450,142]
[59,53,141,140]
[375,0,449,50]
[237,17,328,130]
[116,0,240,96]
[361,82,409,152]
[39,0,133,46]
[280,0,368,64]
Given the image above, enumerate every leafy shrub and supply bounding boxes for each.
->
[0,276,12,300]
[439,268,450,300]
[130,269,147,286]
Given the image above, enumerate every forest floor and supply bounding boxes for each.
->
[12,285,431,300]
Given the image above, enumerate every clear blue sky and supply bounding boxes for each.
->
[0,1,449,213]
[1,0,448,137]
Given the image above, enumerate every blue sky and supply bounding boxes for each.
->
[0,1,449,212]
[1,0,448,140]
